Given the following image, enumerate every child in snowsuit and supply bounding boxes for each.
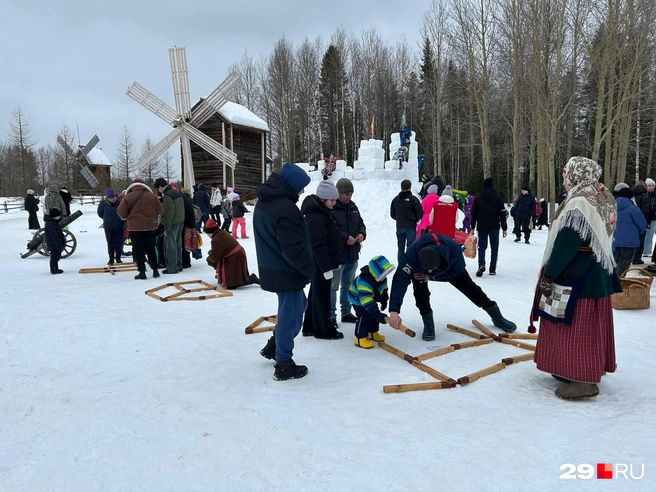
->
[231,194,249,239]
[349,255,396,349]
[45,208,65,274]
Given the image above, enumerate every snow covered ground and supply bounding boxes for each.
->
[1,180,654,491]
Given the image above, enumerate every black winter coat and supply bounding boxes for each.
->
[471,187,508,232]
[537,199,549,226]
[331,199,366,263]
[97,198,124,230]
[648,191,656,221]
[193,186,210,213]
[632,184,651,223]
[182,195,196,228]
[511,193,536,220]
[253,173,316,292]
[24,194,39,213]
[301,195,345,273]
[390,190,423,229]
[232,201,249,218]
[60,189,72,216]
[44,216,65,252]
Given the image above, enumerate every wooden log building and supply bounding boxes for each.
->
[76,147,112,195]
[186,100,270,198]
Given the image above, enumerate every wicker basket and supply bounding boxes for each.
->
[611,269,653,310]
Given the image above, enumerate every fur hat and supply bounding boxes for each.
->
[483,178,494,189]
[49,208,62,218]
[336,178,354,194]
[316,180,339,200]
[418,247,442,271]
[427,184,438,195]
[26,189,34,195]
[106,188,116,198]
[280,162,311,194]
[646,178,655,186]
[442,185,453,197]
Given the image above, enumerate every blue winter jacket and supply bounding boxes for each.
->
[253,173,316,292]
[613,197,646,248]
[389,233,466,313]
[97,198,124,230]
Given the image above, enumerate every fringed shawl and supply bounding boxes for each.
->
[542,157,617,274]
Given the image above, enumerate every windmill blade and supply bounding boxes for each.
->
[183,124,238,168]
[169,47,192,122]
[189,72,241,127]
[180,133,195,188]
[57,135,76,156]
[80,166,100,188]
[138,127,183,172]
[78,134,100,159]
[126,82,180,126]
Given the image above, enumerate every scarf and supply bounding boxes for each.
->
[542,157,616,274]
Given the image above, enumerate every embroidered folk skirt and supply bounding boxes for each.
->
[534,297,616,383]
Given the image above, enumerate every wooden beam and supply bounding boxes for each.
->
[383,381,456,393]
[501,353,535,365]
[471,319,498,339]
[498,333,539,340]
[457,362,507,385]
[446,323,489,340]
[377,341,417,363]
[499,338,536,351]
[411,360,456,385]
[383,317,416,337]
[222,121,226,190]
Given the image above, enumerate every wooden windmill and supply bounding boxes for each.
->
[126,46,240,188]
[57,134,101,190]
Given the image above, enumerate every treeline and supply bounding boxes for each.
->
[0,108,175,197]
[229,0,656,202]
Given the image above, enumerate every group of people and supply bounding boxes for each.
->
[253,163,517,382]
[26,155,645,401]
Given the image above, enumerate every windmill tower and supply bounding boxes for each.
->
[57,134,101,190]
[127,46,240,188]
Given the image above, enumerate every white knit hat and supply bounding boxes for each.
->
[646,178,655,186]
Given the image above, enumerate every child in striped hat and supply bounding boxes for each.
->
[348,255,396,349]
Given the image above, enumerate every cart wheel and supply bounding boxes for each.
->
[61,231,77,259]
[33,229,49,257]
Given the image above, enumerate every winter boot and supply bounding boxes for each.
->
[260,335,276,360]
[484,302,517,333]
[476,265,486,277]
[115,255,123,264]
[367,332,385,342]
[341,313,358,323]
[514,237,521,243]
[108,252,115,266]
[552,374,571,384]
[249,273,260,285]
[555,382,599,400]
[273,359,308,381]
[134,271,147,280]
[152,268,160,278]
[354,337,375,349]
[422,312,436,341]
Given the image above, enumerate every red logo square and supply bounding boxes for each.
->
[597,463,613,479]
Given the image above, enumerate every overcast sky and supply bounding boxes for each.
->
[1,0,427,179]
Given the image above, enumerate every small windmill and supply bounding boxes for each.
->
[57,134,101,189]
[127,46,240,188]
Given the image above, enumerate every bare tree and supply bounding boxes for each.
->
[114,126,135,190]
[6,106,38,194]
[140,135,163,184]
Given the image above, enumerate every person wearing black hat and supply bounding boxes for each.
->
[470,177,508,277]
[97,188,124,265]
[510,186,536,244]
[613,185,646,276]
[254,163,316,381]
[387,232,517,340]
[44,208,65,274]
[24,189,40,230]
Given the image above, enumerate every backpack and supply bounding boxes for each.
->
[192,204,202,222]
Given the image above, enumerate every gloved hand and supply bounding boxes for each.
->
[324,270,333,280]
[377,313,388,324]
[380,293,388,311]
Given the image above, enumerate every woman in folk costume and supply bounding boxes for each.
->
[530,156,621,400]
[204,218,259,289]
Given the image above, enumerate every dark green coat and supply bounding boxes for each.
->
[544,227,621,298]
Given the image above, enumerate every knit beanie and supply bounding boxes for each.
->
[227,187,234,194]
[204,218,219,233]
[613,182,629,193]
[49,208,62,218]
[617,187,634,199]
[442,185,453,197]
[418,247,442,271]
[280,162,310,194]
[336,178,354,194]
[427,184,438,195]
[316,180,339,200]
[106,188,116,198]
[646,178,655,186]
[483,178,494,189]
